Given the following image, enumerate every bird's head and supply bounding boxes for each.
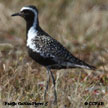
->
[11,5,38,22]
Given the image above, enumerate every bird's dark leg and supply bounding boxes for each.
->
[50,71,57,104]
[44,68,50,101]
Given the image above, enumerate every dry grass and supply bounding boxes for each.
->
[0,0,108,108]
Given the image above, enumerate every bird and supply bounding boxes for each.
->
[11,5,96,104]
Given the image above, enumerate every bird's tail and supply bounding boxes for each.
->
[69,56,96,70]
[73,62,96,70]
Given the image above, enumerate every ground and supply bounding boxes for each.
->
[0,0,108,108]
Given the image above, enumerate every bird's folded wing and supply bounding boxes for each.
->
[33,35,95,70]
[33,35,72,63]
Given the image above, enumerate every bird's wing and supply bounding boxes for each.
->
[33,35,72,62]
[33,35,95,70]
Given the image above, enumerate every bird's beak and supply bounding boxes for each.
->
[11,12,21,17]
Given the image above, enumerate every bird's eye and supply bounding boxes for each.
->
[20,11,24,14]
[23,10,28,13]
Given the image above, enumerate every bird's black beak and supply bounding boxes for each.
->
[11,12,21,17]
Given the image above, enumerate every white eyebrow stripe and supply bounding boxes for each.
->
[20,7,35,12]
[20,7,37,28]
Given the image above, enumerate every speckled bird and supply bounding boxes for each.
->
[12,5,96,104]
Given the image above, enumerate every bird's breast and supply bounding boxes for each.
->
[26,27,39,52]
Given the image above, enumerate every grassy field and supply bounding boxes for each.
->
[0,0,108,108]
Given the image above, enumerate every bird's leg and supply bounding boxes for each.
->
[50,71,57,104]
[44,68,50,102]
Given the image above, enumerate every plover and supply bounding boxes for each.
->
[12,5,96,104]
